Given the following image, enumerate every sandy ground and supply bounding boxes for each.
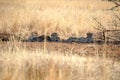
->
[0,42,118,59]
[0,42,120,59]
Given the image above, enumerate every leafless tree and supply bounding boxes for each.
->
[93,0,120,43]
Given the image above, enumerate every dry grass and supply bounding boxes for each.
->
[0,42,120,80]
[0,0,120,80]
[0,0,119,38]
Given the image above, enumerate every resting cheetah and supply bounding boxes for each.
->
[51,33,61,42]
[0,33,10,41]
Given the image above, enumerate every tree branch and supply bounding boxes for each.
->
[109,1,120,10]
[92,17,107,31]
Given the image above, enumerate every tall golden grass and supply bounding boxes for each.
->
[0,42,120,80]
[0,0,120,80]
[0,0,119,38]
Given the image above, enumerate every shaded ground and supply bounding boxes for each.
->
[1,42,120,60]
